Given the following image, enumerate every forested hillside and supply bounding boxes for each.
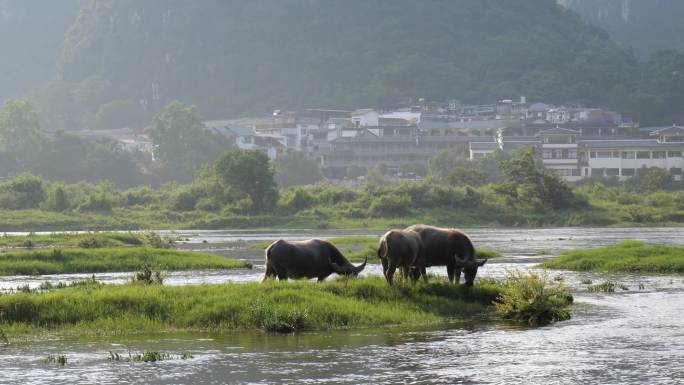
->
[1,1,683,130]
[52,0,637,126]
[562,0,684,57]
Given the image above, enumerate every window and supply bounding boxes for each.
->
[613,152,620,158]
[622,151,636,159]
[671,168,682,175]
[590,152,596,159]
[668,151,682,158]
[569,150,577,159]
[637,151,651,159]
[622,168,635,176]
[591,168,604,177]
[652,151,666,159]
[597,151,613,158]
[606,168,620,176]
[543,150,552,159]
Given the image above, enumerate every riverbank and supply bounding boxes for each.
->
[541,240,684,274]
[2,196,684,232]
[0,247,248,275]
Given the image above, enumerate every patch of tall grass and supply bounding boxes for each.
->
[540,240,684,274]
[0,247,249,275]
[0,277,502,335]
[494,270,573,326]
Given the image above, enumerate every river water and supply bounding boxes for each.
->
[1,227,683,384]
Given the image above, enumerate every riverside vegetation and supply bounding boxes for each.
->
[2,146,684,231]
[541,240,684,274]
[0,273,573,338]
[0,232,249,275]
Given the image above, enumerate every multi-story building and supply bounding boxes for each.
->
[469,125,684,182]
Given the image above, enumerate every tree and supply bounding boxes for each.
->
[0,100,46,171]
[428,145,470,181]
[630,167,674,192]
[215,149,278,213]
[498,147,579,209]
[146,101,230,182]
[366,164,389,187]
[274,151,322,187]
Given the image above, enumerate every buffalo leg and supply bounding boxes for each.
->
[380,258,389,280]
[385,260,397,286]
[262,263,276,282]
[419,266,428,283]
[447,265,455,283]
[454,268,462,284]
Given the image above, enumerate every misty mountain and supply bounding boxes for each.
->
[561,0,684,57]
[53,0,637,124]
[0,0,81,102]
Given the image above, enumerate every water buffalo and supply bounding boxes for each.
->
[377,229,427,285]
[263,239,367,282]
[405,224,487,286]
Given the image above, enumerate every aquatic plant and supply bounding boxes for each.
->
[45,354,67,366]
[587,281,616,293]
[109,351,194,362]
[131,265,166,285]
[494,270,573,326]
[580,278,593,285]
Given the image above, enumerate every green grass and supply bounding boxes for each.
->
[494,270,573,326]
[0,277,503,336]
[540,240,684,274]
[0,247,249,275]
[0,232,149,248]
[249,236,502,262]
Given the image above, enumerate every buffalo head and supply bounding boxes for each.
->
[456,257,487,287]
[330,255,368,277]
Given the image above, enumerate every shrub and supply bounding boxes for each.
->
[494,270,573,326]
[0,173,46,209]
[131,265,166,285]
[368,193,410,217]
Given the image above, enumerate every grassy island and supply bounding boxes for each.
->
[0,232,249,275]
[540,240,684,274]
[0,273,574,338]
[0,247,248,275]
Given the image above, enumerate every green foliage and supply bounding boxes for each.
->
[0,277,502,335]
[53,1,638,119]
[274,151,322,187]
[147,101,230,182]
[494,270,573,326]
[628,167,674,192]
[0,100,45,170]
[0,247,248,276]
[541,240,684,274]
[131,265,166,285]
[215,149,278,213]
[369,193,410,217]
[499,147,582,209]
[93,99,146,130]
[0,173,46,209]
[44,183,71,212]
[587,281,616,293]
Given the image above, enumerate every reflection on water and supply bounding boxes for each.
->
[1,227,684,384]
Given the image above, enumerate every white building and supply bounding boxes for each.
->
[468,125,684,182]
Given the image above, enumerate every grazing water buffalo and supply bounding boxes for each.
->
[263,239,367,282]
[405,224,487,286]
[377,229,427,285]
